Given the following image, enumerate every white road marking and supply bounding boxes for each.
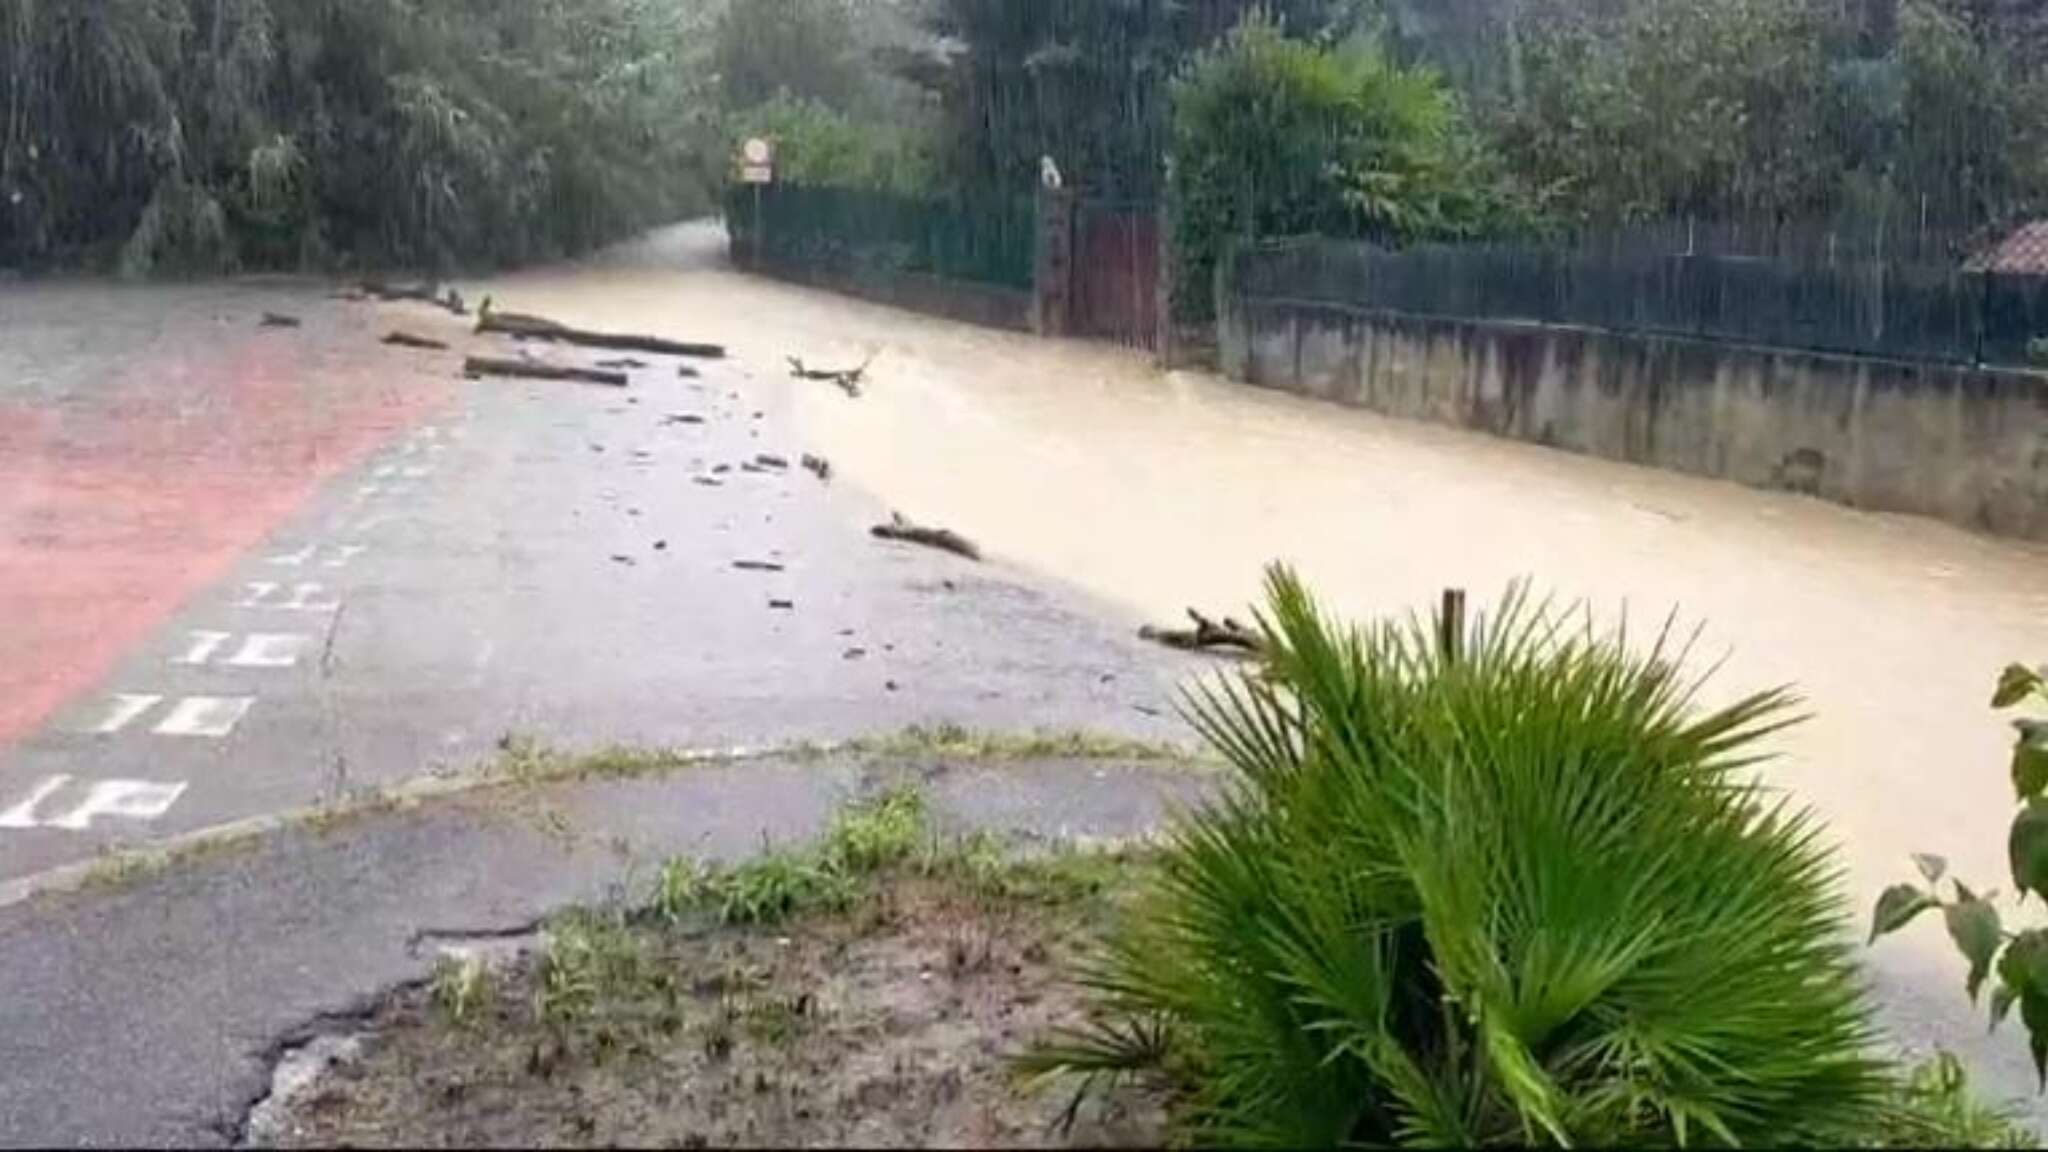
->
[372,464,398,479]
[93,693,163,734]
[269,544,365,569]
[241,583,338,613]
[0,776,72,829]
[47,780,188,831]
[171,631,234,666]
[227,633,309,669]
[400,466,433,479]
[355,483,383,499]
[280,583,338,612]
[153,696,254,738]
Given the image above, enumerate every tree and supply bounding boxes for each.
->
[1491,0,1840,229]
[712,0,867,114]
[1168,14,1512,320]
[0,0,721,273]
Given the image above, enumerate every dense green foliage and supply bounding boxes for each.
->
[1168,17,1513,321]
[723,94,933,196]
[0,0,717,274]
[901,0,1351,202]
[711,0,936,195]
[1026,569,1889,1146]
[1357,0,2048,244]
[1873,663,2048,1088]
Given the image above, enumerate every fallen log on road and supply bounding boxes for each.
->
[383,331,449,351]
[463,356,627,388]
[1139,609,1264,656]
[871,512,981,562]
[260,312,301,328]
[787,354,871,398]
[477,300,724,359]
[361,279,466,315]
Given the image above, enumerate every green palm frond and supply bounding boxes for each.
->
[1028,565,1887,1148]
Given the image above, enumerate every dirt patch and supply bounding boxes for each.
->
[262,867,1165,1148]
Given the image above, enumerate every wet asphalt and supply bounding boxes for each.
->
[0,285,1199,887]
[0,755,1214,1146]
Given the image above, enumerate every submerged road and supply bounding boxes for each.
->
[6,223,2048,1122]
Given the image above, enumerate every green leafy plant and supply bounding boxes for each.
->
[1862,1052,2034,1148]
[1871,663,2048,1085]
[1168,13,1519,323]
[430,953,495,1028]
[1025,567,1887,1146]
[647,789,928,928]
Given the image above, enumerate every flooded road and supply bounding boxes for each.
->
[481,222,2048,896]
[476,222,2048,1098]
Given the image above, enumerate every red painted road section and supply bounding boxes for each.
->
[0,323,454,749]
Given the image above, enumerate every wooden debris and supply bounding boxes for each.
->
[733,560,785,573]
[801,453,832,482]
[871,512,981,562]
[768,599,795,611]
[361,279,466,315]
[677,365,701,379]
[661,413,706,426]
[595,357,648,370]
[754,453,789,469]
[463,356,628,388]
[787,354,873,398]
[1139,609,1264,656]
[476,297,724,359]
[382,330,448,351]
[259,312,301,328]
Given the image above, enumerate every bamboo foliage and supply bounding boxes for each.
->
[0,0,719,274]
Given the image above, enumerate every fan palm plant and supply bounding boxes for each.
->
[1025,566,1888,1147]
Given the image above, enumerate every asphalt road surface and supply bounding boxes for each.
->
[0,276,1191,889]
[8,226,2048,1131]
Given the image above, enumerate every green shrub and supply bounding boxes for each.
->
[1168,14,1516,322]
[725,94,935,197]
[1871,662,2048,1089]
[1026,568,1887,1146]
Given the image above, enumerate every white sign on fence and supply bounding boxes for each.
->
[740,137,774,184]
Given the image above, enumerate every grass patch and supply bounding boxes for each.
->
[1864,1052,2036,1149]
[263,788,1167,1148]
[845,723,1202,764]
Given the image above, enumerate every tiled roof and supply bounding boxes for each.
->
[1968,220,2048,274]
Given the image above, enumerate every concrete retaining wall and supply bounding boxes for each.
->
[1220,296,2048,540]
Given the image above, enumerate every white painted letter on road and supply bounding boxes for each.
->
[228,633,308,669]
[172,631,233,666]
[93,693,163,734]
[0,776,72,828]
[153,696,254,738]
[47,780,187,831]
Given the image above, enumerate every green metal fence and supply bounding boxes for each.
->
[1227,236,2048,368]
[725,183,1034,292]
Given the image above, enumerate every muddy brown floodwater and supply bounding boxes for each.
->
[472,221,2048,1096]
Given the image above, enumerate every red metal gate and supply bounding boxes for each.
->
[1071,200,1160,351]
